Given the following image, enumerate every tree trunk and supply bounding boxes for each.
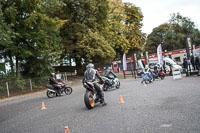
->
[8,54,14,76]
[75,57,84,75]
[16,56,19,77]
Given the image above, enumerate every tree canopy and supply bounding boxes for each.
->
[146,13,200,53]
[0,0,145,76]
[0,0,65,77]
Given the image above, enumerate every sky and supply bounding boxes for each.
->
[122,0,200,34]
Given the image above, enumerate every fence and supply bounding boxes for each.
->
[0,76,49,99]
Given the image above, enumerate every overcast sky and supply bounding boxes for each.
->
[122,0,200,34]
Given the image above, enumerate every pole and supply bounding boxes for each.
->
[30,79,33,92]
[6,82,10,97]
[123,70,126,79]
[65,72,68,81]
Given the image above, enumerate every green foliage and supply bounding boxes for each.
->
[0,0,64,77]
[146,13,200,53]
[106,1,145,60]
[77,30,115,64]
[123,3,146,55]
[0,7,14,58]
[0,0,145,76]
[60,0,113,68]
[15,78,26,90]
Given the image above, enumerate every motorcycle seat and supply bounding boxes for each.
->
[86,82,94,88]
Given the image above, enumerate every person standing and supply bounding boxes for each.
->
[183,57,188,73]
[191,54,195,70]
[195,54,200,71]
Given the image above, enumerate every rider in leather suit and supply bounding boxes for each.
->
[83,63,107,106]
[104,67,117,86]
[49,73,61,95]
[104,67,117,79]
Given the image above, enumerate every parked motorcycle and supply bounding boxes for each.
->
[152,70,165,80]
[46,82,72,98]
[83,81,103,109]
[102,76,120,91]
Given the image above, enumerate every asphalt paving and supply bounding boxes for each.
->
[0,75,200,133]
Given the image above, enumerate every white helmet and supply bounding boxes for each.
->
[50,73,55,77]
[86,63,94,68]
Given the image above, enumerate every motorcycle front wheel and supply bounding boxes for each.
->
[161,75,165,80]
[64,87,72,95]
[46,90,55,98]
[116,81,120,89]
[84,91,95,109]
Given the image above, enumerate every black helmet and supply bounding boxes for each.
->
[50,73,55,77]
[86,63,94,69]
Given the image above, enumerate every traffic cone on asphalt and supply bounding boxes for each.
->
[41,102,46,110]
[119,95,124,103]
[64,126,70,133]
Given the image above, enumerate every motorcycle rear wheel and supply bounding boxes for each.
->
[84,91,95,109]
[46,90,55,98]
[64,87,72,95]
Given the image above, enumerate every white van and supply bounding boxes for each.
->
[149,57,182,73]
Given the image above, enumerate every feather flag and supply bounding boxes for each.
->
[157,44,164,65]
[123,53,127,70]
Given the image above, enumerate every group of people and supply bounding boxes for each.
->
[190,54,200,70]
[141,65,165,84]
[183,54,200,74]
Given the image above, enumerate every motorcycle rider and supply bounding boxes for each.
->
[83,63,107,106]
[49,73,61,95]
[104,67,117,86]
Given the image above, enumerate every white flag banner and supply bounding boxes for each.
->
[123,53,127,70]
[157,44,164,65]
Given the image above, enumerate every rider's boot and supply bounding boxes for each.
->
[57,89,61,96]
[100,99,107,106]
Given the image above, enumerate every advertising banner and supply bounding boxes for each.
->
[123,53,127,71]
[144,49,149,67]
[186,34,192,59]
[157,44,164,65]
[133,53,138,70]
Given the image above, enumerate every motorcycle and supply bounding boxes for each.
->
[46,82,72,98]
[102,76,120,91]
[152,69,165,80]
[83,81,103,109]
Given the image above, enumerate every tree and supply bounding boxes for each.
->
[105,0,129,60]
[0,0,65,77]
[123,3,146,56]
[60,0,115,74]
[0,4,16,75]
[146,13,200,53]
[105,1,145,60]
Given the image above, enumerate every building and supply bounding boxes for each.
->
[149,45,200,65]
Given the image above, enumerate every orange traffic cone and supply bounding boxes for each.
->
[41,102,47,110]
[64,126,70,133]
[119,95,124,103]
